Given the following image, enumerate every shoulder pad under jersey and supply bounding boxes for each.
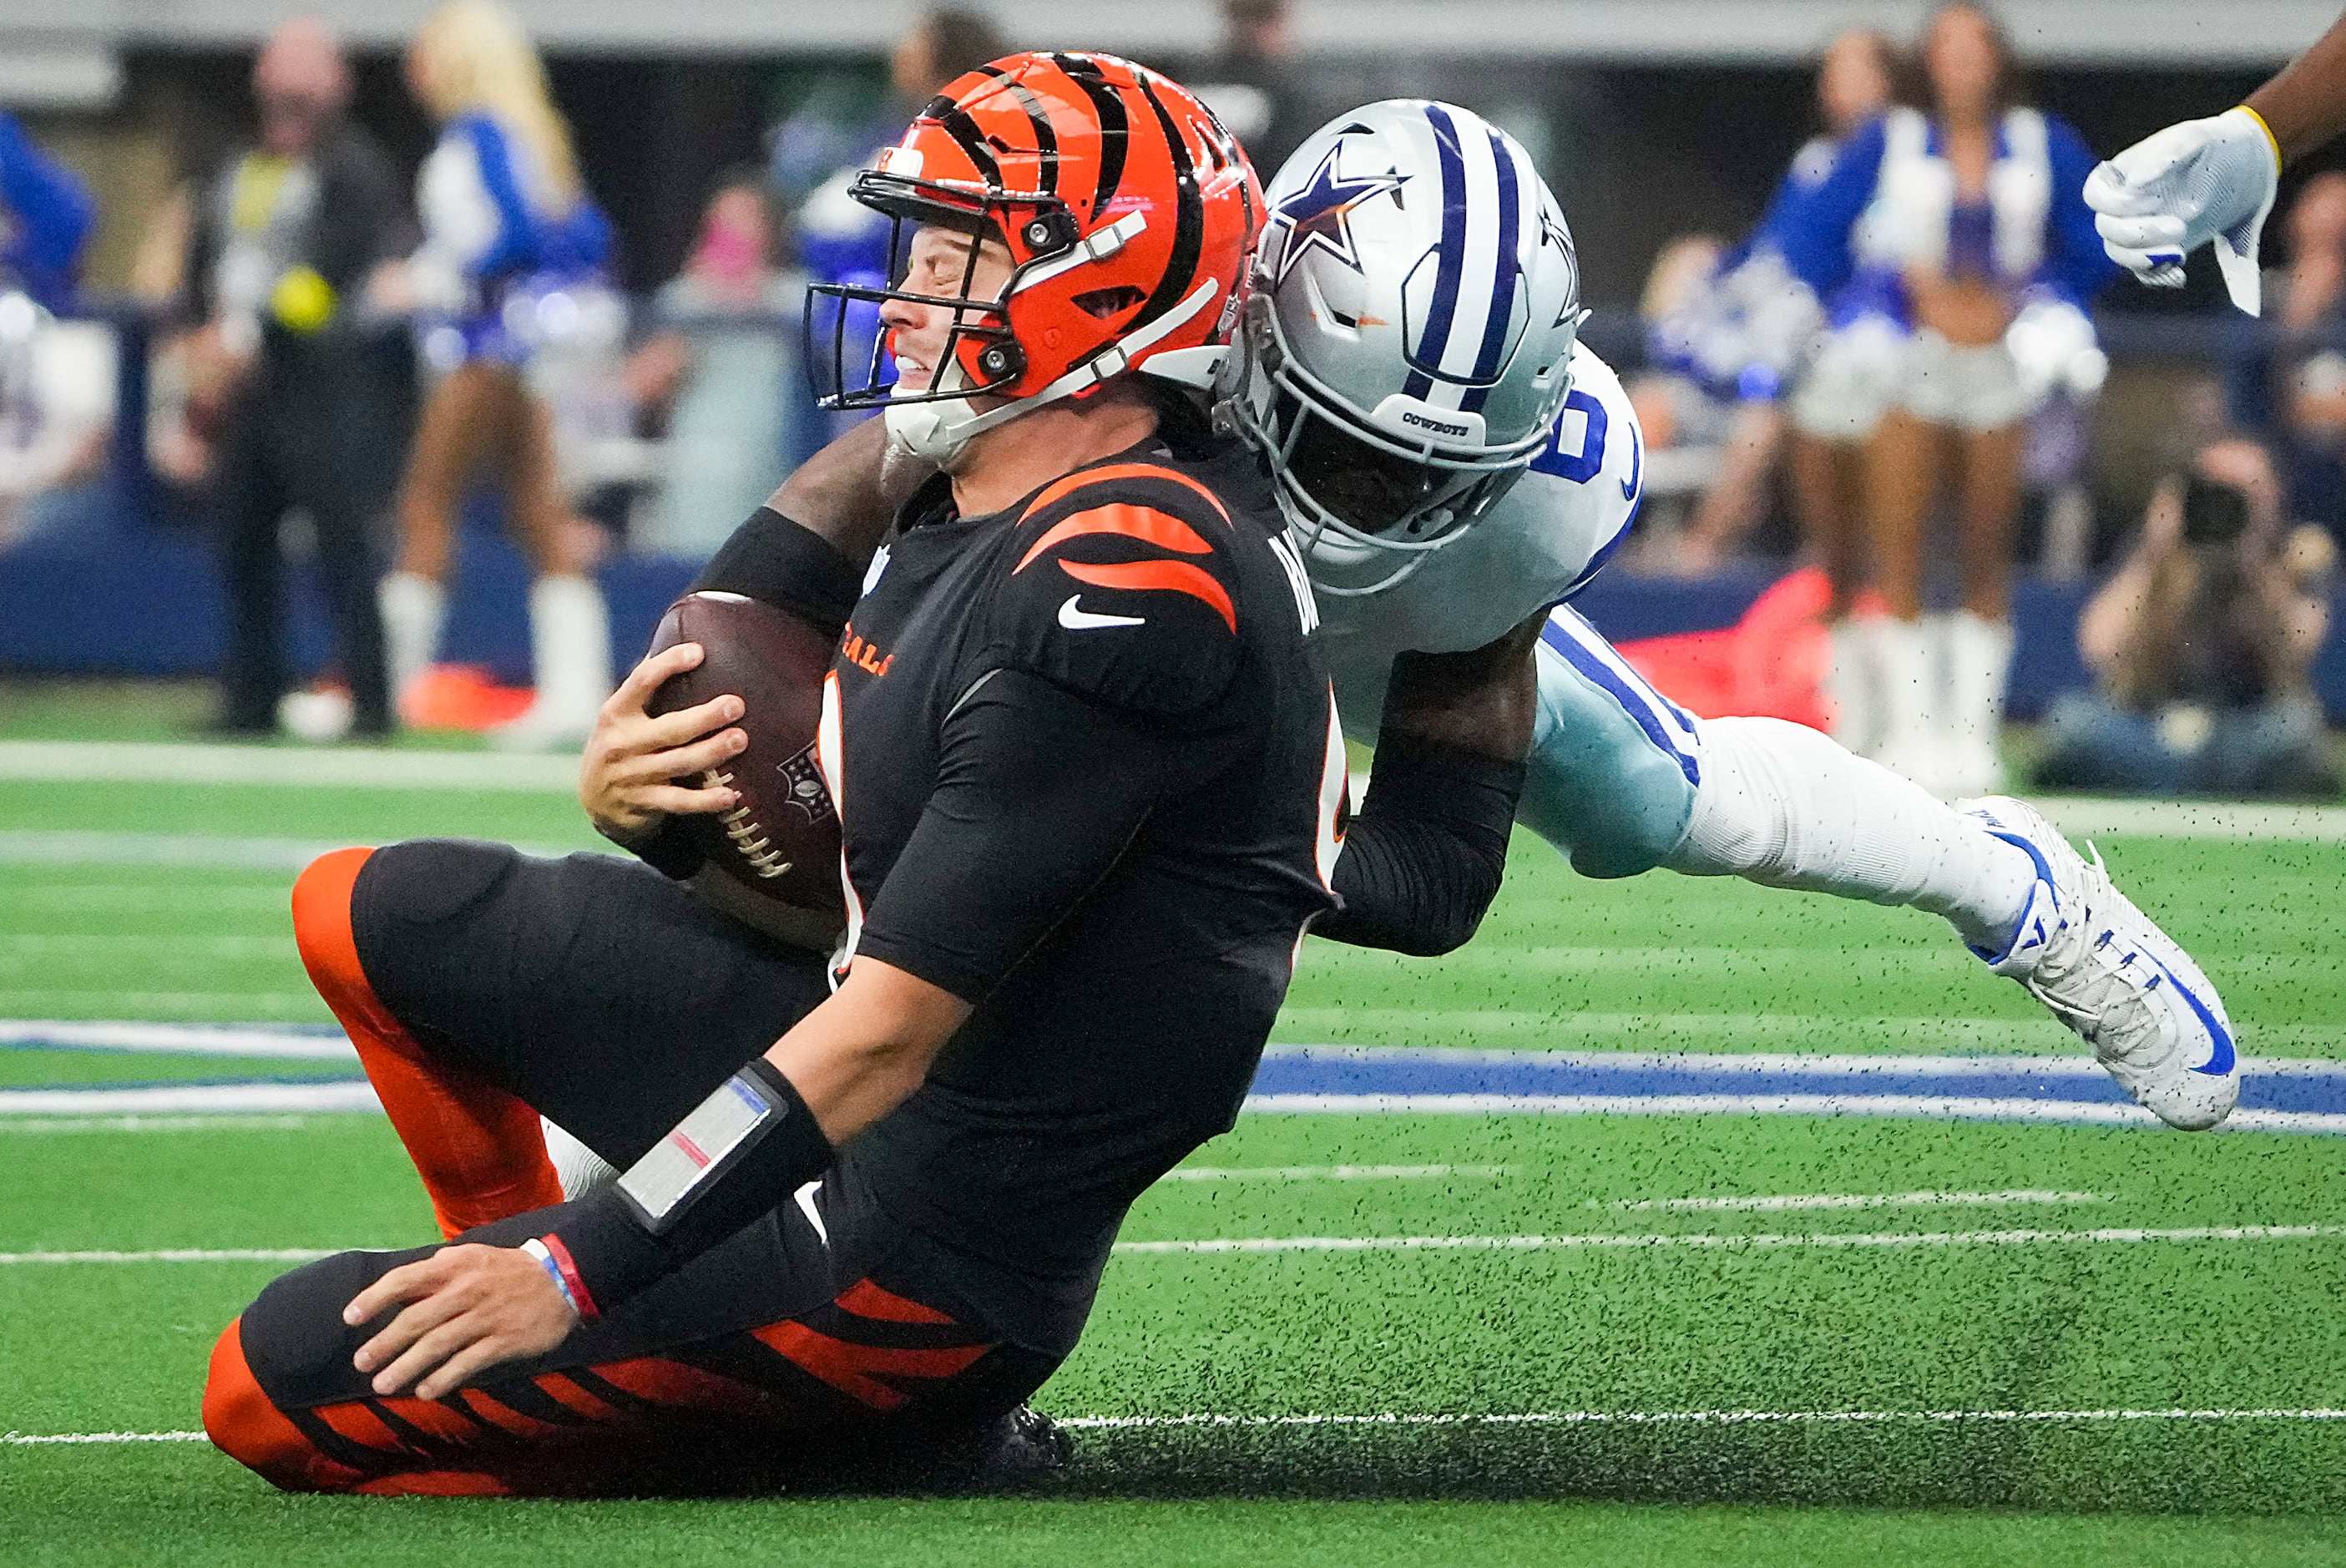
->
[988,458,1250,716]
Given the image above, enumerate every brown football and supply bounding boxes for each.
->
[645,590,845,950]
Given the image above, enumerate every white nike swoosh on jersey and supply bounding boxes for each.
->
[792,1178,828,1247]
[1058,594,1146,630]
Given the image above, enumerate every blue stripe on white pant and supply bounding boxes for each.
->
[1519,606,1705,880]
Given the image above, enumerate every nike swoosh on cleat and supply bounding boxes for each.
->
[2142,953,2236,1076]
[1058,595,1146,630]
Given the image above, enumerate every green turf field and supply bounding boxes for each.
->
[5,691,2346,1563]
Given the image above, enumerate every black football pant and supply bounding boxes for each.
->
[203,840,1059,1495]
[214,342,411,736]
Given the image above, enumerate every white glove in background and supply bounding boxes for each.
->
[2083,107,2280,315]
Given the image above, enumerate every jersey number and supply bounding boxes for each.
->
[1529,388,1607,485]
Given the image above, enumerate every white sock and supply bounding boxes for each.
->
[1824,616,1883,758]
[377,571,446,701]
[1868,615,1949,790]
[1664,714,2039,949]
[1942,610,2013,770]
[526,574,613,725]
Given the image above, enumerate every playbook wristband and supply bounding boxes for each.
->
[543,1057,835,1318]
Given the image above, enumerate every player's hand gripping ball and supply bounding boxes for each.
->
[645,591,847,949]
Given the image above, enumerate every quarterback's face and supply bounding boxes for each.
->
[882,225,1015,396]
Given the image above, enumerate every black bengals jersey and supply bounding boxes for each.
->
[817,428,1343,1343]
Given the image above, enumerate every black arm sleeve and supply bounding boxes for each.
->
[855,667,1176,1001]
[1317,734,1526,958]
[693,506,865,637]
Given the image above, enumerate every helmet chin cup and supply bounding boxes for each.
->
[884,398,977,463]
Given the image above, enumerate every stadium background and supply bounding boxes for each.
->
[6,3,2346,1563]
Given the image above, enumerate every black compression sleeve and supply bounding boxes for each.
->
[693,507,864,636]
[855,668,1176,1001]
[544,1055,832,1318]
[622,814,707,882]
[1318,735,1526,957]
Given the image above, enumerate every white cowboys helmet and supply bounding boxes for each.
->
[1222,100,1587,594]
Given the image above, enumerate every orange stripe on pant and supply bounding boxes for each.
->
[203,1316,368,1494]
[291,847,561,1238]
[752,1321,991,1411]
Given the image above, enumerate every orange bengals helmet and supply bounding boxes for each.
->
[805,52,1261,460]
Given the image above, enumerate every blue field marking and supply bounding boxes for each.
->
[1244,1046,2346,1134]
[5,1025,2345,1131]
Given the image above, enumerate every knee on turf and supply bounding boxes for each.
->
[290,847,374,974]
[202,1317,339,1494]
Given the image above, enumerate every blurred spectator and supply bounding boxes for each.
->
[2268,174,2346,536]
[1774,3,2115,798]
[2035,436,2338,800]
[0,112,102,544]
[1632,35,1904,586]
[1653,29,1902,585]
[794,8,1004,443]
[172,18,417,739]
[0,113,95,315]
[768,8,1004,213]
[377,0,618,751]
[1623,234,1749,553]
[1191,0,1312,177]
[624,172,807,558]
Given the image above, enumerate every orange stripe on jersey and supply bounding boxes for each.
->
[836,1277,958,1325]
[1014,503,1211,574]
[1059,557,1237,633]
[1024,463,1232,527]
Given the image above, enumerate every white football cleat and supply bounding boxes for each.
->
[1960,797,2237,1130]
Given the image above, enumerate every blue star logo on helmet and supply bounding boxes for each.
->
[1268,142,1406,289]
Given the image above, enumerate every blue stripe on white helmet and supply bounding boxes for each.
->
[1223,99,1586,594]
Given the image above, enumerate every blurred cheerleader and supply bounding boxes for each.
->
[377,0,616,749]
[1774,4,2115,795]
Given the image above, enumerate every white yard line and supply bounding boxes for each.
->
[1264,1043,2125,1077]
[1271,1012,2346,1057]
[13,1225,2333,1267]
[1603,1191,2108,1213]
[2038,797,2346,842]
[3,1080,2343,1133]
[1109,1224,2346,1255]
[0,1084,379,1115]
[1245,1092,2157,1123]
[0,1248,342,1264]
[17,1406,2346,1446]
[0,934,294,958]
[0,992,326,1017]
[0,1115,323,1134]
[0,1022,355,1060]
[3,1431,210,1444]
[0,829,591,871]
[1056,1407,2346,1430]
[1161,1165,1512,1181]
[0,741,579,792]
[1245,1092,2346,1135]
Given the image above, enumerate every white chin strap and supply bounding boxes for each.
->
[884,277,1221,466]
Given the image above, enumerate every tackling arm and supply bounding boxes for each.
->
[1317,613,1539,957]
[2247,8,2346,164]
[2076,13,2346,312]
